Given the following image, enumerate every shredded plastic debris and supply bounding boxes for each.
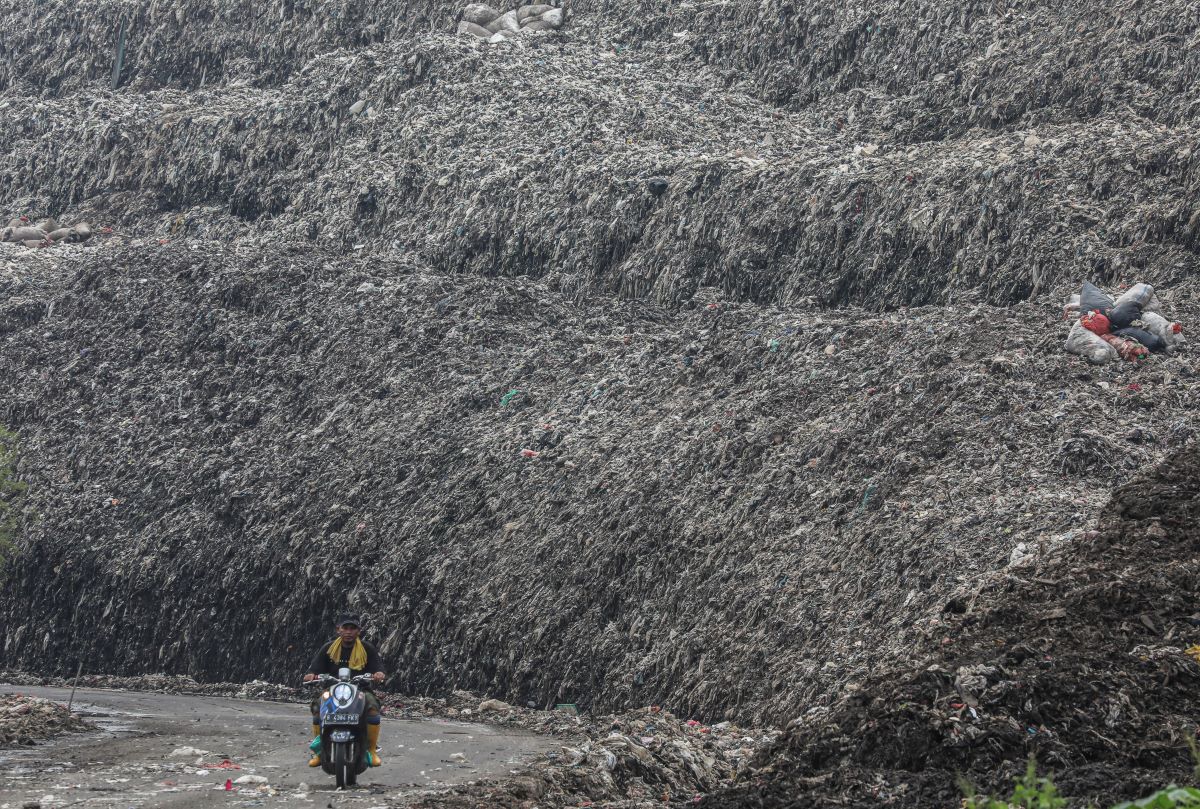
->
[1,244,1197,735]
[0,694,91,746]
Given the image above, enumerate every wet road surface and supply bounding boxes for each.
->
[0,686,551,808]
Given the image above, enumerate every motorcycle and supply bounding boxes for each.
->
[305,669,376,788]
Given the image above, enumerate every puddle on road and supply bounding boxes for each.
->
[0,708,136,771]
[89,718,139,734]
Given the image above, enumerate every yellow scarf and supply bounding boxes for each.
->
[327,637,368,670]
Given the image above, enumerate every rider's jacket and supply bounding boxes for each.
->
[306,638,384,690]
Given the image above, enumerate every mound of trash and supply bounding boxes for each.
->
[0,672,302,702]
[0,669,776,806]
[699,443,1200,808]
[380,690,777,807]
[456,2,566,41]
[1,0,1197,309]
[1,241,1197,733]
[1064,281,1186,364]
[1,0,1199,800]
[0,694,91,746]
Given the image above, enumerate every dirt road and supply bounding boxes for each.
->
[0,686,552,808]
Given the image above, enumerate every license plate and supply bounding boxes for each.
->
[329,714,359,724]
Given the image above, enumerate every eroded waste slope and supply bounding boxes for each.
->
[701,439,1200,808]
[1,243,1197,734]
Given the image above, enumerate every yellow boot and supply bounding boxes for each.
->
[308,723,321,767]
[366,722,382,766]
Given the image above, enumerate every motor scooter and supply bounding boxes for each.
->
[305,669,375,787]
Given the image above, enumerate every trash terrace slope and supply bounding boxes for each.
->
[1,242,1196,727]
[2,37,1198,308]
[7,0,1199,146]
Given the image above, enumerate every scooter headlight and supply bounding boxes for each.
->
[332,683,354,704]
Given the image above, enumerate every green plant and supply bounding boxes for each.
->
[1111,787,1200,809]
[961,751,1200,809]
[0,426,27,582]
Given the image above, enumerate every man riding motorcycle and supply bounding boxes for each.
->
[303,614,386,767]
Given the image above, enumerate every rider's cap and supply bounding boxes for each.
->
[335,613,361,628]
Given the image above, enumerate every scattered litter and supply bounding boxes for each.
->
[233,774,268,785]
[169,746,210,757]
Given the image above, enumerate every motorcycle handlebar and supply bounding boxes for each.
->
[303,674,377,686]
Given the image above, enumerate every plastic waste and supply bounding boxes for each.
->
[1141,312,1184,350]
[1,218,93,247]
[1100,333,1149,362]
[1081,311,1110,335]
[1113,283,1162,314]
[1079,280,1114,314]
[457,2,565,38]
[1112,326,1165,354]
[487,10,520,34]
[1062,293,1081,320]
[170,746,211,757]
[461,3,501,25]
[233,775,268,785]
[458,20,492,37]
[1065,320,1117,364]
[3,225,47,242]
[1107,300,1142,330]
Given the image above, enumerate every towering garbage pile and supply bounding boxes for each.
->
[0,0,1197,309]
[1,243,1197,730]
[0,0,1199,799]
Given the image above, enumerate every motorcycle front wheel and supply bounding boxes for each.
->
[332,741,357,788]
